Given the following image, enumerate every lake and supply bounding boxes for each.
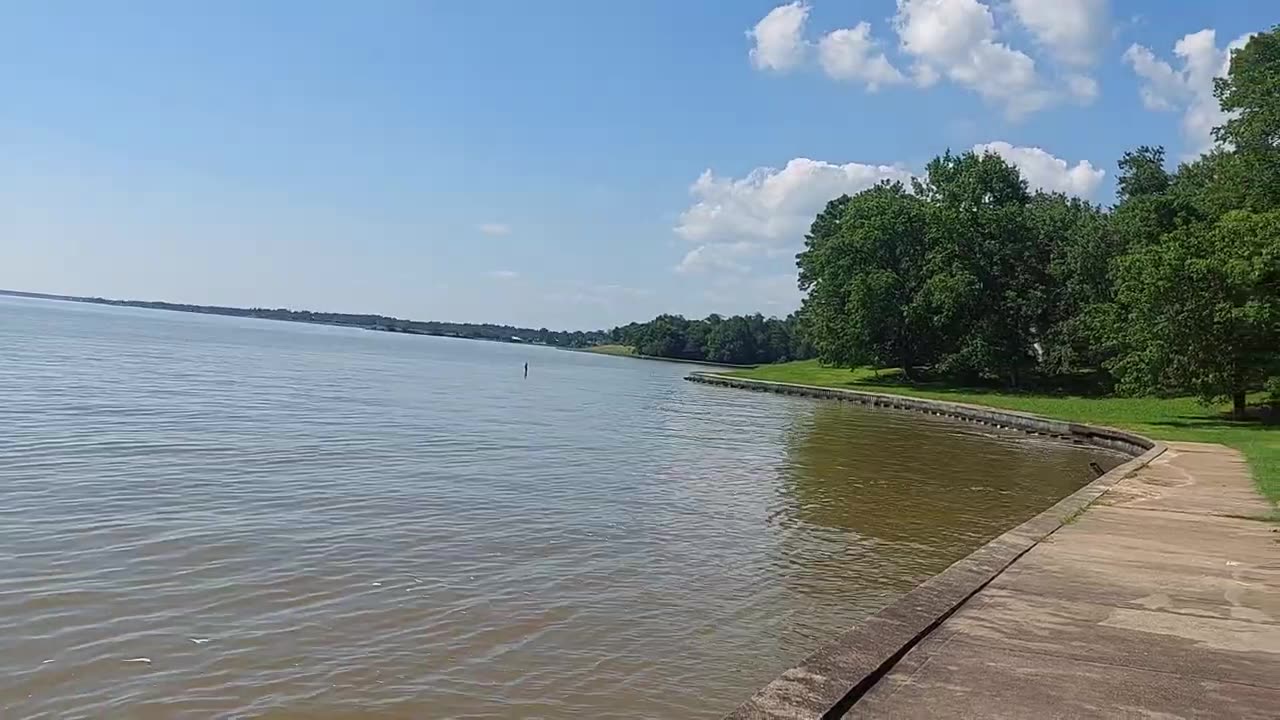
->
[0,295,1119,718]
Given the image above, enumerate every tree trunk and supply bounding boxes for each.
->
[1232,391,1248,420]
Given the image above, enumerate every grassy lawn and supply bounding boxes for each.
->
[728,360,1279,508]
[581,345,759,368]
[582,344,637,357]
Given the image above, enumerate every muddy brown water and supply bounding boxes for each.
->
[0,295,1121,718]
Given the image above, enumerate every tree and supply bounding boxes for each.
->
[1107,210,1280,416]
[1213,26,1280,198]
[1030,193,1120,376]
[1116,146,1171,203]
[705,315,756,365]
[916,151,1044,386]
[797,182,932,375]
[797,195,863,366]
[634,314,687,357]
[607,312,813,365]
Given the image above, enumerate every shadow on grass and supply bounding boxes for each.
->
[842,369,1116,399]
[1150,412,1280,432]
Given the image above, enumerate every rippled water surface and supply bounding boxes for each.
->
[0,296,1121,718]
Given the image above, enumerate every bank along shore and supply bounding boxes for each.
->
[574,344,758,369]
[687,372,1280,719]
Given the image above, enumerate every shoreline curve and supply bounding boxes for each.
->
[685,371,1166,720]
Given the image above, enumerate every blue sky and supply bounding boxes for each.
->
[1,1,1274,329]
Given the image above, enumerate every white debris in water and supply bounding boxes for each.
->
[190,638,211,644]
[123,658,152,664]
[371,582,382,586]
[41,659,55,664]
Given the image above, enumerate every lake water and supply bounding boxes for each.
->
[0,296,1119,718]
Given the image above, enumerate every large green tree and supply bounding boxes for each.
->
[1107,210,1280,415]
[796,182,932,375]
[1030,193,1120,376]
[915,151,1045,386]
[1213,26,1280,213]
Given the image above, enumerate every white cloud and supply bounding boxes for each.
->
[1011,0,1109,67]
[1124,29,1253,156]
[818,23,906,90]
[748,2,810,72]
[675,159,914,246]
[1065,73,1100,103]
[750,0,1102,114]
[675,242,759,274]
[894,0,1051,118]
[674,144,1102,277]
[910,61,940,88]
[973,141,1105,196]
[487,270,519,279]
[477,223,511,236]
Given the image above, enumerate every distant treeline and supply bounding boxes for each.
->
[607,313,814,366]
[0,289,610,348]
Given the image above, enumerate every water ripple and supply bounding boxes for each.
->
[0,296,1121,718]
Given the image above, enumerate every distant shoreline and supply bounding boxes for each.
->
[575,344,757,369]
[0,288,606,348]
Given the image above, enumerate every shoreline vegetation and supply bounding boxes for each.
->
[703,29,1277,508]
[0,289,612,348]
[727,360,1278,508]
[578,344,757,368]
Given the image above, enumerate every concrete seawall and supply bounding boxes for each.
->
[685,372,1168,719]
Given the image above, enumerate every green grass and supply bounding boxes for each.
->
[580,345,758,368]
[728,360,1279,507]
[582,344,638,357]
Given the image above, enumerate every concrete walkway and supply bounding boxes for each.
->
[846,442,1280,719]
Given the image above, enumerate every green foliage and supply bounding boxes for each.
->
[797,150,1105,387]
[1202,28,1280,216]
[1107,210,1280,413]
[1116,146,1171,203]
[797,182,931,373]
[919,151,1045,385]
[789,27,1280,404]
[610,312,808,366]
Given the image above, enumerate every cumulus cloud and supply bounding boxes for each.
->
[675,242,759,274]
[675,159,914,246]
[893,0,1052,118]
[748,0,1109,114]
[748,2,810,72]
[1010,0,1108,67]
[477,223,511,236]
[1124,29,1252,156]
[1065,73,1100,103]
[817,23,906,90]
[972,141,1106,196]
[674,144,1103,277]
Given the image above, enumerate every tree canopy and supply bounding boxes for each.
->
[609,312,811,366]
[606,27,1279,415]
[785,25,1279,415]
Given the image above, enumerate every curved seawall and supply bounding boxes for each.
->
[685,372,1166,719]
